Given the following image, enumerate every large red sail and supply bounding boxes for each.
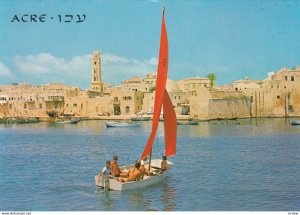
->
[140,9,169,160]
[163,89,177,156]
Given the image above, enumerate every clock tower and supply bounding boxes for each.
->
[90,50,103,93]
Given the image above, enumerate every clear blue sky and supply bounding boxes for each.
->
[1,0,300,89]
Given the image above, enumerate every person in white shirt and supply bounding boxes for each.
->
[98,160,111,190]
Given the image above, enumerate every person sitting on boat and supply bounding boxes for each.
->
[119,159,138,177]
[119,161,141,183]
[138,159,153,178]
[139,160,146,180]
[161,155,168,172]
[111,155,123,177]
[98,160,111,190]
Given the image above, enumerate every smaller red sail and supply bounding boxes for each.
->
[163,89,177,156]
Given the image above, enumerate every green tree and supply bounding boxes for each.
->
[207,72,217,89]
[149,86,156,93]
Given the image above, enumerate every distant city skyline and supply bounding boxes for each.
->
[1,0,300,89]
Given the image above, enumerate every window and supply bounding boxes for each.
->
[291,76,294,81]
[39,104,42,109]
[285,76,288,81]
[24,104,27,109]
[123,96,132,100]
[125,106,130,113]
[277,96,280,99]
[73,103,77,107]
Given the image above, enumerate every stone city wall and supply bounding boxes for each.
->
[208,98,251,119]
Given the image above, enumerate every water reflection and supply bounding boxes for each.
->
[127,189,149,210]
[160,179,176,211]
[177,122,210,137]
[95,187,118,210]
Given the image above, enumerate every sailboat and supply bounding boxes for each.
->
[95,7,177,191]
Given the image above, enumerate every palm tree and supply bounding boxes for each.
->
[207,72,216,89]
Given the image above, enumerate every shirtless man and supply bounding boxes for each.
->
[119,162,141,183]
[111,155,122,177]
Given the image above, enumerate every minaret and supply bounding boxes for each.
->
[90,51,103,93]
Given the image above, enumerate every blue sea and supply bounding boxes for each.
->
[0,118,299,211]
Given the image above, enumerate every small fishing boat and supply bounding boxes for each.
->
[105,121,141,127]
[177,120,198,125]
[290,120,300,125]
[55,118,80,124]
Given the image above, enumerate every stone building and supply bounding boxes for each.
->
[108,87,144,115]
[64,91,112,118]
[0,83,80,118]
[220,66,300,117]
[120,72,157,93]
[1,50,300,120]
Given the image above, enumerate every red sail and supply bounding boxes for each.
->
[163,89,177,156]
[140,9,168,160]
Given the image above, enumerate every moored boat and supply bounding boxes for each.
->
[1,117,39,124]
[55,118,80,124]
[290,120,300,125]
[105,121,141,127]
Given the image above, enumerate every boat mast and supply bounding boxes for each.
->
[148,149,152,172]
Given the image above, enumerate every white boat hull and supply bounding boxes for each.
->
[105,121,140,127]
[55,118,80,124]
[290,120,300,125]
[95,159,173,191]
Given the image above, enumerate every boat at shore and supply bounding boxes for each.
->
[290,120,300,125]
[177,120,199,125]
[0,117,39,124]
[105,121,140,127]
[55,118,80,124]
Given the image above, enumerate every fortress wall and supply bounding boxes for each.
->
[208,98,251,119]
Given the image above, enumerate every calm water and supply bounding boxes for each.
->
[0,118,300,211]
